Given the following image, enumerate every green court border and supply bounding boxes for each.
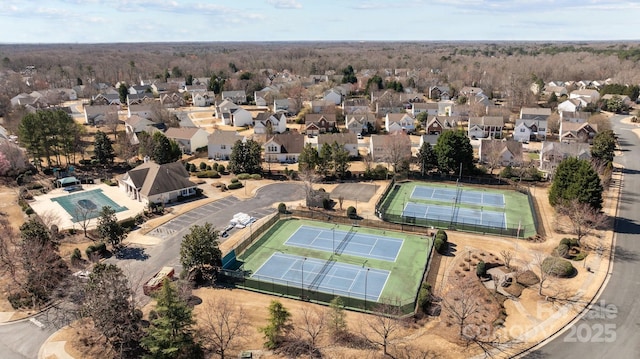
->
[381,181,536,237]
[238,218,432,307]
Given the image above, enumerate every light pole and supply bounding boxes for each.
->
[364,268,370,310]
[301,257,307,299]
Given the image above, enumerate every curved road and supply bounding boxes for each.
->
[0,182,306,358]
[526,115,640,358]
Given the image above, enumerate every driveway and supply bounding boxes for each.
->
[524,115,640,358]
[108,182,306,303]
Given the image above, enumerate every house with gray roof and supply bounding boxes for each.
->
[208,130,243,160]
[539,141,591,178]
[317,133,359,157]
[118,160,197,205]
[165,127,209,154]
[221,90,247,104]
[263,132,305,164]
[83,104,120,125]
[479,139,523,167]
[467,116,504,139]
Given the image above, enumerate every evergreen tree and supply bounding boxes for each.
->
[94,130,115,165]
[118,83,129,104]
[331,141,351,178]
[228,139,262,174]
[142,279,203,359]
[317,143,333,177]
[83,263,144,358]
[433,130,474,175]
[591,129,616,164]
[548,157,603,210]
[328,297,348,338]
[341,65,357,84]
[151,132,181,164]
[180,223,222,282]
[97,206,127,249]
[416,141,437,176]
[298,143,320,173]
[259,300,292,349]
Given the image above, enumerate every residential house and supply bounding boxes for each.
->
[83,105,120,125]
[419,134,439,147]
[601,94,632,106]
[151,82,178,95]
[459,86,484,98]
[438,100,456,116]
[159,92,185,108]
[539,141,591,177]
[557,99,583,113]
[215,99,253,126]
[10,93,47,108]
[560,111,590,123]
[323,89,342,105]
[215,99,237,118]
[167,77,186,89]
[126,93,155,106]
[92,93,121,106]
[317,133,359,157]
[221,90,247,104]
[128,104,154,119]
[342,98,371,115]
[559,122,598,144]
[308,100,335,114]
[385,113,416,133]
[410,102,439,117]
[122,115,163,145]
[345,113,377,134]
[428,85,451,100]
[254,112,287,134]
[520,107,551,122]
[118,160,197,205]
[274,98,292,114]
[254,91,268,107]
[192,92,215,107]
[513,117,548,142]
[467,116,504,139]
[207,130,242,160]
[263,132,305,163]
[371,90,404,115]
[543,85,568,97]
[128,85,151,95]
[570,89,600,104]
[369,133,411,162]
[304,114,337,135]
[425,116,457,135]
[478,139,523,166]
[164,127,209,154]
[184,84,208,94]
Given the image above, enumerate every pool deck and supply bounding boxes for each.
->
[29,183,146,230]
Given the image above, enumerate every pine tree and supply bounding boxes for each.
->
[94,130,115,165]
[142,278,203,359]
[259,300,292,349]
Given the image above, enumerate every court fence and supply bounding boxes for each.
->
[229,211,281,256]
[235,277,416,317]
[375,181,539,238]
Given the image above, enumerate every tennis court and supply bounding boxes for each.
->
[285,225,403,261]
[251,252,388,302]
[51,188,128,222]
[403,202,506,228]
[411,185,505,207]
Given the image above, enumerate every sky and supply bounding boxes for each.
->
[1,0,639,43]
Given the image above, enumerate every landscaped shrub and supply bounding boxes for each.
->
[417,282,432,313]
[278,203,287,214]
[516,270,540,286]
[542,257,575,277]
[119,217,137,232]
[199,162,207,170]
[195,170,220,178]
[86,242,108,259]
[573,251,588,261]
[217,164,225,173]
[322,198,331,210]
[250,174,262,180]
[346,206,357,219]
[476,260,487,277]
[435,229,448,242]
[206,165,212,171]
[25,207,34,215]
[188,163,197,172]
[230,177,239,183]
[237,173,251,180]
[227,181,243,190]
[71,248,82,262]
[434,238,446,254]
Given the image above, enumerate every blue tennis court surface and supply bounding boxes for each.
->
[403,202,506,228]
[285,225,403,262]
[411,185,505,207]
[51,188,128,222]
[252,252,388,302]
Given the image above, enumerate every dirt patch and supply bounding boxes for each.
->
[330,183,379,202]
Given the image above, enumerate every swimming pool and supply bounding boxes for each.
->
[51,188,128,222]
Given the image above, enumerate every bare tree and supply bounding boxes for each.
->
[297,306,326,349]
[382,131,412,174]
[337,195,344,210]
[116,132,139,164]
[75,204,95,238]
[199,297,249,359]
[104,112,121,141]
[39,209,62,234]
[361,303,404,357]
[532,253,550,297]
[556,199,609,246]
[0,218,19,289]
[441,277,482,338]
[482,140,503,175]
[500,250,514,270]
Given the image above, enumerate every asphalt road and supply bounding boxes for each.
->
[525,114,640,358]
[0,311,58,359]
[108,182,306,304]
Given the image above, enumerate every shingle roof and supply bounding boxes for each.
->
[124,161,195,197]
[165,127,203,140]
[268,132,304,154]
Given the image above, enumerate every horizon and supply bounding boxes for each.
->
[2,0,639,44]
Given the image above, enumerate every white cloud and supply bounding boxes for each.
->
[267,0,302,9]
